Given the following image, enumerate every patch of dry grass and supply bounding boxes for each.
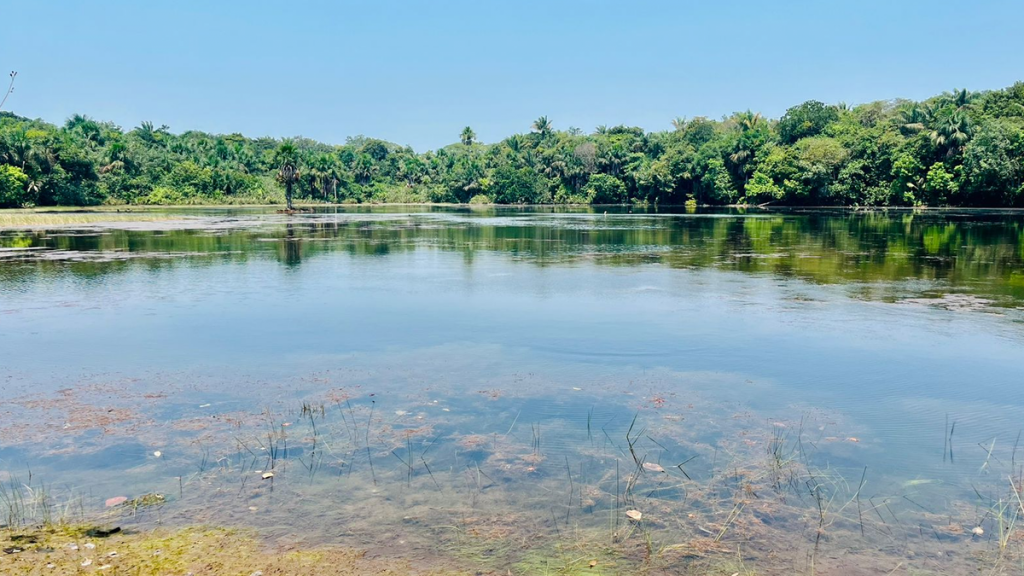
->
[0,209,179,229]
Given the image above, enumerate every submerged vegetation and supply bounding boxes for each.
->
[1,84,1024,208]
[0,524,475,575]
[4,385,1024,575]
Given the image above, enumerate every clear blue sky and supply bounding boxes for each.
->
[2,0,1022,151]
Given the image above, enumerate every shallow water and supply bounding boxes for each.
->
[1,206,1024,574]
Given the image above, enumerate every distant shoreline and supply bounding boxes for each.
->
[4,83,1023,211]
[4,203,1024,212]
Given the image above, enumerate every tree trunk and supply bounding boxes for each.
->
[286,182,294,210]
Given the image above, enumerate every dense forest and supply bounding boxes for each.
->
[1,82,1023,208]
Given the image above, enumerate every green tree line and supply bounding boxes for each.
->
[1,83,1023,208]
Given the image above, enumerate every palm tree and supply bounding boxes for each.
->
[504,134,523,153]
[273,142,300,210]
[950,88,974,111]
[25,178,41,198]
[353,154,375,185]
[135,121,170,145]
[307,153,338,200]
[728,148,752,166]
[460,126,476,146]
[671,117,687,132]
[930,112,972,159]
[734,111,764,133]
[100,141,132,174]
[727,111,767,189]
[399,156,424,187]
[532,116,552,137]
[898,104,932,134]
[0,129,31,168]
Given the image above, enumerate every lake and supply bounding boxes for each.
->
[1,206,1023,574]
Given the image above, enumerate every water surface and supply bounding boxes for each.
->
[1,206,1023,574]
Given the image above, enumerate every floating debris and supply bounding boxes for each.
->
[643,462,665,473]
[262,472,274,480]
[153,450,162,458]
[124,494,165,508]
[105,496,128,507]
[972,526,985,536]
[625,510,643,521]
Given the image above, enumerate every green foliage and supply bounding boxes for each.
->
[779,100,840,144]
[891,154,924,205]
[585,173,627,204]
[795,137,849,201]
[922,162,958,205]
[680,117,717,148]
[139,185,188,205]
[490,165,547,204]
[745,171,784,203]
[0,164,29,207]
[960,119,1024,206]
[699,156,738,204]
[1,82,1023,208]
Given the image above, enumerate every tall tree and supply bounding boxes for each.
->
[274,142,300,210]
[532,116,552,137]
[930,112,972,159]
[778,100,839,144]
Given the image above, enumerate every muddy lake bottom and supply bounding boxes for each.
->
[2,206,1024,574]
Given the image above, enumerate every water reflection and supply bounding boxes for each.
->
[2,208,1022,304]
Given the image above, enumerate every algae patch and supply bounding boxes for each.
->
[0,524,473,576]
